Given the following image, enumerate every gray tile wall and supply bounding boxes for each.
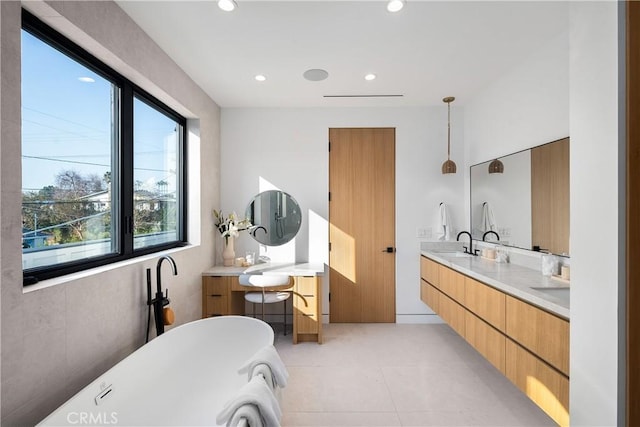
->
[0,2,220,424]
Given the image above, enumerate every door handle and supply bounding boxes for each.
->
[382,247,396,253]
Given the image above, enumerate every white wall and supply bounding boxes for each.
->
[463,30,570,231]
[0,2,220,425]
[464,30,570,166]
[221,107,465,322]
[569,2,622,425]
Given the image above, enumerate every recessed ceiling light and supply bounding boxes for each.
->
[78,76,95,83]
[303,69,329,82]
[255,74,266,82]
[387,0,405,12]
[364,74,376,81]
[218,0,237,12]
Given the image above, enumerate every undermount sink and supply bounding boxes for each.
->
[530,287,570,304]
[435,251,474,258]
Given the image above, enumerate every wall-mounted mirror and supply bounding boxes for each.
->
[245,190,302,246]
[470,137,570,256]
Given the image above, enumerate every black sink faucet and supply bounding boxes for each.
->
[151,255,177,337]
[156,255,178,293]
[482,230,500,242]
[456,231,477,255]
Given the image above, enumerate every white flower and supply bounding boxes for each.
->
[213,209,251,241]
[224,224,240,238]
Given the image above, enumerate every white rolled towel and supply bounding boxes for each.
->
[238,345,289,389]
[252,363,275,390]
[216,376,281,427]
[228,404,262,427]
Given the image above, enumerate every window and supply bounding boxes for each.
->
[133,96,182,249]
[21,10,187,284]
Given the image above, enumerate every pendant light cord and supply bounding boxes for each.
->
[447,101,451,160]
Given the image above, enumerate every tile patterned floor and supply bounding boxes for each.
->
[274,323,556,427]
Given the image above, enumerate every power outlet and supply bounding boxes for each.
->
[417,227,432,239]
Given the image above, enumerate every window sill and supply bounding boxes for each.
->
[23,244,197,294]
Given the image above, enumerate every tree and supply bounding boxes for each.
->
[22,170,109,244]
[22,169,176,247]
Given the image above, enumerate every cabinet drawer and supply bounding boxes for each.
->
[420,256,440,287]
[202,276,230,318]
[505,339,569,427]
[439,292,465,337]
[203,276,231,296]
[505,295,569,376]
[294,296,317,317]
[201,276,245,317]
[205,295,228,317]
[204,283,229,297]
[293,276,322,343]
[464,277,505,332]
[439,266,465,304]
[295,276,316,296]
[465,311,506,374]
[296,311,319,333]
[294,276,318,317]
[420,280,439,312]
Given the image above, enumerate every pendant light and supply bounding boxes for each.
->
[441,96,457,174]
[488,158,504,174]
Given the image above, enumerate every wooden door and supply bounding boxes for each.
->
[329,128,396,323]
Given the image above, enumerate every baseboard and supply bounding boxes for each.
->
[317,314,443,324]
[247,313,444,324]
[396,314,444,324]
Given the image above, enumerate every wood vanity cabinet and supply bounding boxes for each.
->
[292,276,323,344]
[506,339,570,427]
[506,295,570,376]
[439,265,465,304]
[420,279,439,312]
[202,276,244,317]
[421,258,465,336]
[201,274,323,344]
[464,277,506,332]
[465,310,506,373]
[420,256,440,288]
[438,293,466,337]
[420,257,440,312]
[419,255,570,426]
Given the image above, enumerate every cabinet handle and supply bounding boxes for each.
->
[302,294,315,298]
[303,313,314,317]
[210,294,223,297]
[208,313,223,317]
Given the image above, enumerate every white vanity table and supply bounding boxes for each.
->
[201,262,324,344]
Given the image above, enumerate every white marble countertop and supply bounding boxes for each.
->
[421,251,569,320]
[202,262,325,277]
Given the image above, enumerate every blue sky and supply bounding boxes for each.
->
[21,30,178,194]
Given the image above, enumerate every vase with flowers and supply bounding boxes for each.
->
[213,210,251,266]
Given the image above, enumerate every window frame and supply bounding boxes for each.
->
[21,9,188,285]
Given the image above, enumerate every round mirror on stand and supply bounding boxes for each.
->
[245,190,302,246]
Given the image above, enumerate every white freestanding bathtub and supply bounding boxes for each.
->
[39,316,274,426]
